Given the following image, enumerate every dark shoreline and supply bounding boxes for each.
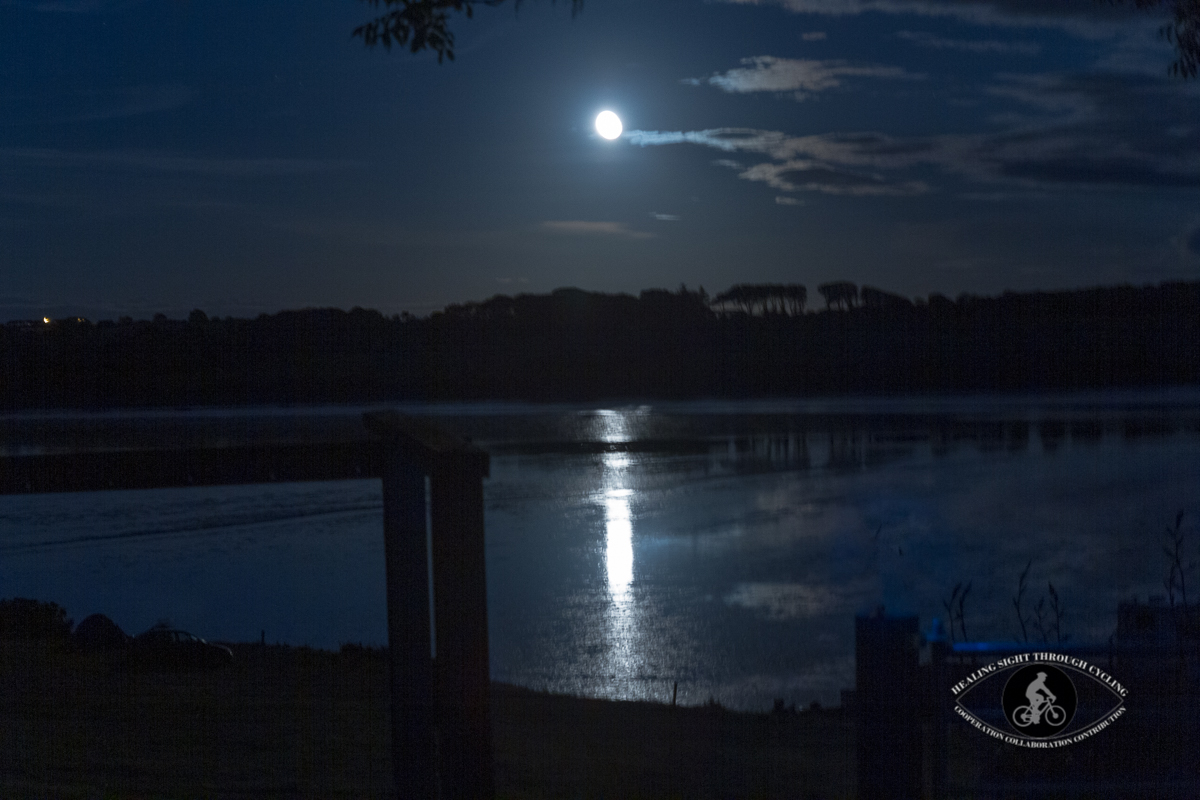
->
[5,281,1199,410]
[0,639,855,799]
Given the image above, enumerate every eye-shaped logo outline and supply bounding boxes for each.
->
[952,657,1127,747]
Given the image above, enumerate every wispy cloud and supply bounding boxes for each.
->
[740,160,930,195]
[689,56,923,99]
[801,31,828,40]
[4,0,148,11]
[650,212,681,221]
[715,0,1150,38]
[1,84,193,126]
[1179,219,1200,261]
[0,147,354,176]
[627,73,1200,198]
[775,196,803,205]
[896,30,1040,55]
[540,221,654,239]
[628,127,941,164]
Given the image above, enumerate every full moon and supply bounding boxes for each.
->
[595,110,622,140]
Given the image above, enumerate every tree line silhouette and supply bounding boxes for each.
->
[3,281,1199,409]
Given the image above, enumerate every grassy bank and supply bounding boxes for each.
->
[0,640,854,799]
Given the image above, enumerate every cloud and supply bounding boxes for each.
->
[628,73,1200,198]
[775,196,803,205]
[740,160,931,195]
[692,56,923,99]
[996,156,1200,188]
[540,221,654,239]
[714,0,1151,38]
[801,31,828,40]
[712,158,745,169]
[76,85,193,121]
[4,0,148,11]
[1186,225,1200,258]
[1,84,193,126]
[896,30,1040,55]
[650,212,681,221]
[629,127,946,166]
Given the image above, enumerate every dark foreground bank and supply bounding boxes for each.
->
[0,640,854,799]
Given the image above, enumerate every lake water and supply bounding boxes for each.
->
[2,390,1199,711]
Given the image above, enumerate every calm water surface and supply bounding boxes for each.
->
[2,391,1199,710]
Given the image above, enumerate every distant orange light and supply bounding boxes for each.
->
[43,317,50,324]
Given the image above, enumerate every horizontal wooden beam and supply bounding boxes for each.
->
[363,411,489,477]
[0,441,387,494]
[0,412,492,494]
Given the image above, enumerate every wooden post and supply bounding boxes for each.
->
[855,610,922,800]
[365,411,494,800]
[928,621,951,800]
[381,453,436,799]
[429,459,495,799]
[1,413,495,800]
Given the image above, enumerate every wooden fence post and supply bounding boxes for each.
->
[928,620,951,800]
[366,411,494,800]
[856,610,922,800]
[381,452,436,799]
[2,412,495,800]
[429,458,495,799]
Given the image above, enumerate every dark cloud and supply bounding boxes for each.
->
[3,0,147,11]
[0,148,355,176]
[541,221,655,240]
[738,160,930,195]
[719,0,1148,29]
[1,84,192,126]
[896,30,1041,55]
[998,157,1200,187]
[1188,225,1200,256]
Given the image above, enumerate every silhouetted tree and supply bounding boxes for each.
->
[354,0,583,62]
[861,285,913,310]
[783,284,807,315]
[713,284,806,316]
[818,281,858,311]
[352,0,1197,77]
[1110,0,1200,77]
[0,598,73,640]
[3,282,1199,407]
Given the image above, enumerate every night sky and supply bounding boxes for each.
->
[3,0,1199,322]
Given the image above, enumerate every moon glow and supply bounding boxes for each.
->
[595,111,623,140]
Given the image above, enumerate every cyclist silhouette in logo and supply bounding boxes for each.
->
[1014,671,1065,727]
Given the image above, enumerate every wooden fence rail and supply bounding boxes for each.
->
[0,410,494,800]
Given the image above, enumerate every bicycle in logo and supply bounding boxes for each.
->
[1011,697,1067,728]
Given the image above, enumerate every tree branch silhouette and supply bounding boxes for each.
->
[353,0,583,63]
[1111,0,1200,78]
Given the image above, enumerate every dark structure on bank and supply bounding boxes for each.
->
[853,605,1200,799]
